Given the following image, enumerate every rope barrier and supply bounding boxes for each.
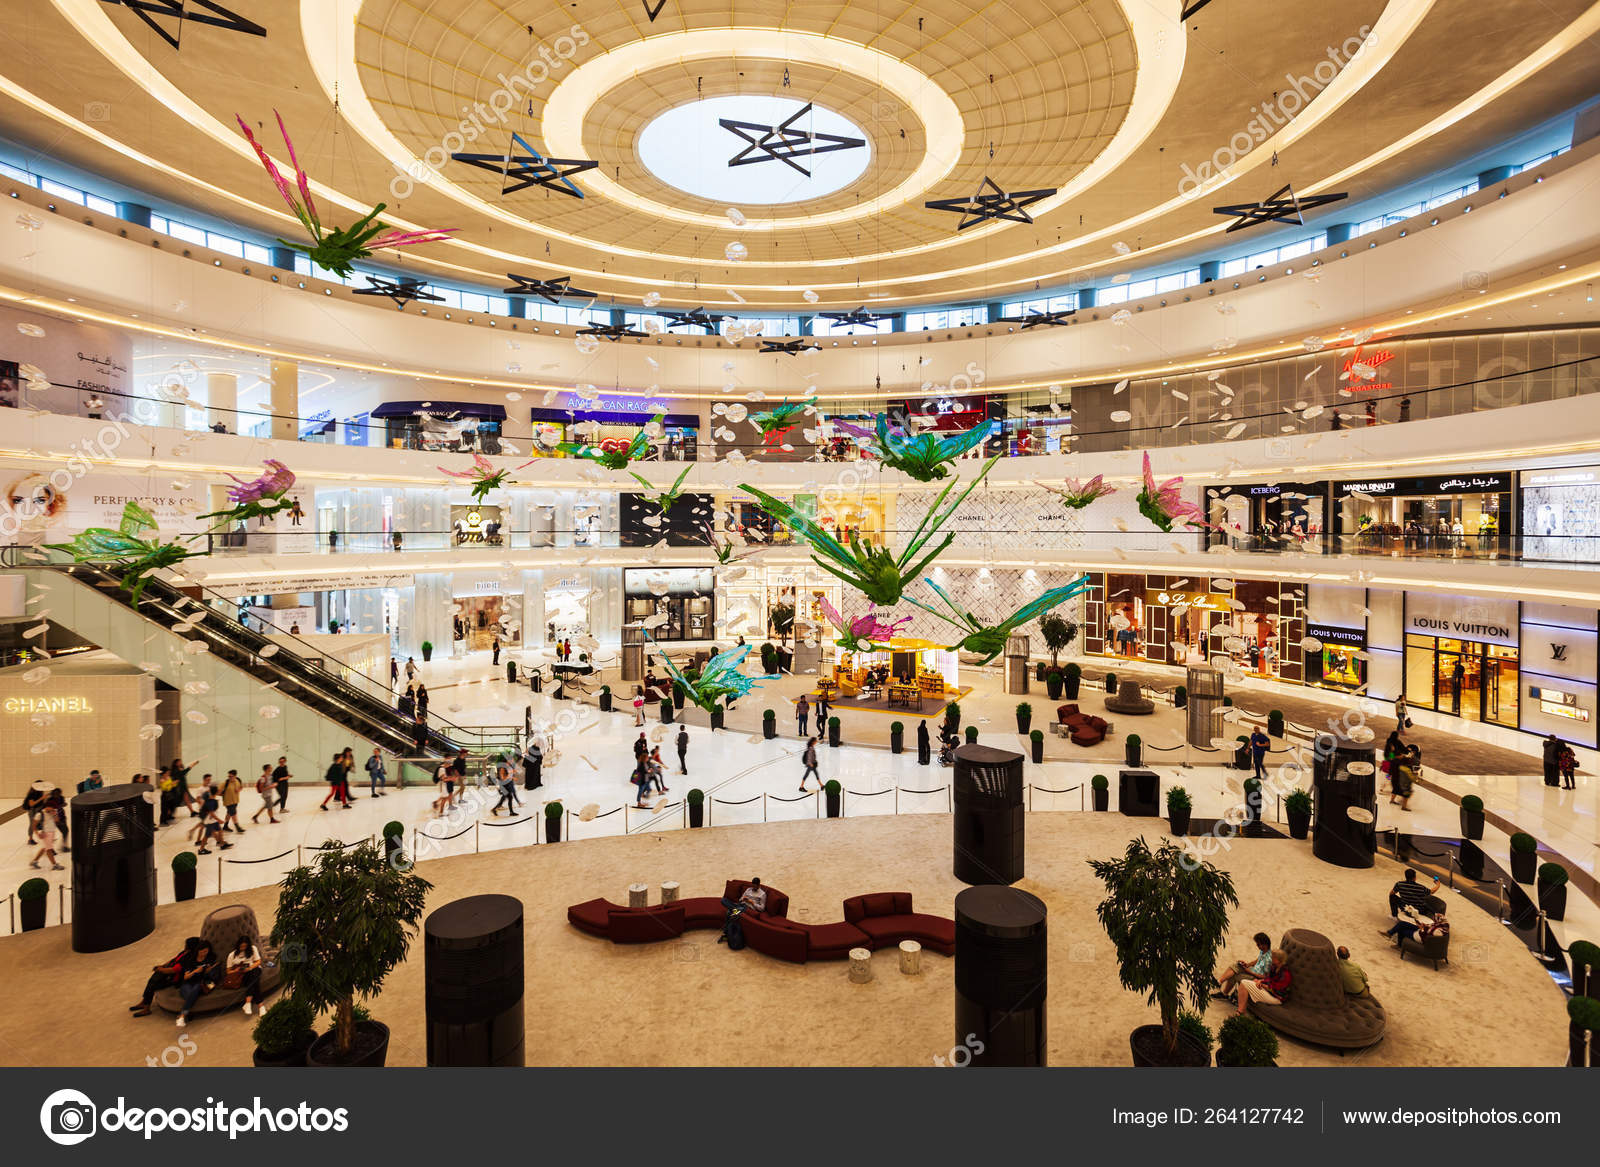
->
[897,786,947,795]
[479,817,533,828]
[711,795,764,805]
[766,792,816,802]
[587,807,624,819]
[418,823,476,842]
[1030,784,1084,794]
[845,788,893,797]
[1146,743,1185,751]
[224,848,296,864]
[305,836,372,852]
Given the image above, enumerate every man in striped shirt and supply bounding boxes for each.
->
[1388,868,1440,917]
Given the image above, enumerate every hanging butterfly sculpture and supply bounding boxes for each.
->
[1040,474,1117,512]
[832,414,998,482]
[628,464,693,512]
[46,501,204,605]
[646,636,759,713]
[906,575,1093,665]
[555,413,666,470]
[698,520,768,566]
[750,396,816,448]
[817,596,911,654]
[1136,451,1218,533]
[197,459,300,524]
[439,452,537,504]
[236,112,457,277]
[739,455,997,606]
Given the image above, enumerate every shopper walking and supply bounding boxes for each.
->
[815,690,831,728]
[491,756,520,816]
[272,756,291,812]
[492,635,501,666]
[365,747,388,797]
[795,694,810,737]
[677,726,690,775]
[799,737,821,791]
[319,753,350,811]
[917,720,931,765]
[1249,728,1271,781]
[416,684,430,721]
[220,770,245,834]
[632,685,646,726]
[405,657,417,683]
[251,765,279,825]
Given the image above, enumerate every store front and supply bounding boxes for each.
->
[624,567,715,641]
[374,400,506,452]
[1335,473,1512,558]
[1205,482,1327,553]
[1520,464,1600,564]
[530,400,699,462]
[450,505,506,547]
[1305,623,1366,692]
[1402,593,1518,727]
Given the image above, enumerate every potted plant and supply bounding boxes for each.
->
[890,721,904,754]
[1267,709,1285,737]
[964,725,978,745]
[945,701,962,735]
[1538,862,1569,921]
[770,601,795,644]
[1222,695,1234,707]
[381,821,406,867]
[17,877,48,931]
[272,839,431,1068]
[1040,613,1078,668]
[1174,684,1187,709]
[824,779,842,818]
[672,681,685,711]
[1063,661,1082,699]
[1457,838,1485,881]
[1284,789,1312,839]
[760,642,777,675]
[544,801,563,843]
[1242,778,1262,833]
[686,788,704,829]
[1016,702,1032,735]
[1089,836,1238,1067]
[1510,832,1538,883]
[710,706,725,731]
[1166,786,1192,836]
[828,715,841,747]
[1233,735,1251,770]
[1125,733,1143,768]
[1215,1013,1279,1067]
[1178,1011,1213,1066]
[599,684,612,713]
[1035,661,1046,682]
[1045,670,1064,700]
[1091,774,1109,812]
[251,994,317,1067]
[660,698,674,724]
[1571,940,1600,1000]
[172,851,197,901]
[1030,728,1044,764]
[1459,794,1485,840]
[420,640,433,662]
[1568,996,1600,1068]
[763,708,777,740]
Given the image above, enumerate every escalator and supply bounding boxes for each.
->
[24,560,515,757]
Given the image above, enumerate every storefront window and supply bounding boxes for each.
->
[1403,633,1518,726]
[624,568,715,641]
[1336,474,1511,558]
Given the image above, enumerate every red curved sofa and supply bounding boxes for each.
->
[567,882,953,965]
[1057,703,1108,747]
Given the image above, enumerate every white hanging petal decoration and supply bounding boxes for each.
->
[183,640,210,655]
[1302,405,1324,420]
[1110,410,1132,423]
[1302,336,1325,352]
[29,711,54,727]
[726,207,747,227]
[723,404,749,423]
[574,334,601,355]
[22,666,51,684]
[1300,636,1323,652]
[1113,378,1129,394]
[23,622,48,638]
[1224,423,1246,439]
[185,710,209,724]
[182,681,211,695]
[1211,578,1235,589]
[258,645,280,658]
[724,241,748,262]
[643,291,662,308]
[258,704,281,719]
[1110,309,1132,324]
[803,289,819,303]
[138,724,165,741]
[1215,302,1237,315]
[17,322,46,338]
[30,741,57,755]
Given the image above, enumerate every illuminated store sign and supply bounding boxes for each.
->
[1336,473,1508,497]
[1306,623,1365,647]
[4,696,94,714]
[1146,589,1229,612]
[1339,346,1395,392]
[1529,686,1590,722]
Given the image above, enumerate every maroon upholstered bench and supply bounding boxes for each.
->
[842,893,956,955]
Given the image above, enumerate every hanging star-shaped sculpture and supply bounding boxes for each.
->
[817,596,912,654]
[452,131,597,198]
[101,1,265,51]
[662,307,731,334]
[46,501,205,605]
[760,338,820,355]
[817,306,886,330]
[907,575,1093,665]
[1214,183,1348,233]
[575,321,649,341]
[352,276,444,311]
[996,307,1077,329]
[925,177,1056,231]
[721,101,866,177]
[502,273,597,303]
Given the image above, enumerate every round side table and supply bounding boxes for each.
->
[627,883,649,909]
[848,947,873,984]
[898,940,922,975]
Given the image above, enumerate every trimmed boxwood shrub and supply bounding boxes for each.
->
[253,994,316,1058]
[1539,862,1569,887]
[1568,995,1600,1033]
[1166,786,1192,812]
[18,876,49,901]
[1511,832,1538,853]
[1030,729,1044,743]
[171,851,197,873]
[1178,1011,1213,1057]
[1091,774,1108,791]
[964,725,978,744]
[1216,1014,1279,1067]
[1460,794,1484,813]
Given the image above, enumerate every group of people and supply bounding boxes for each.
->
[1544,732,1579,790]
[1214,932,1375,1016]
[1382,727,1424,811]
[130,934,266,1027]
[395,656,432,751]
[21,781,74,870]
[629,730,686,808]
[553,638,576,663]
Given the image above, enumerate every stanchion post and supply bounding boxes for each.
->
[1496,880,1506,922]
[58,884,65,924]
[895,787,899,815]
[1536,910,1548,956]
[763,792,768,823]
[475,822,480,854]
[217,857,223,894]
[1027,783,1033,813]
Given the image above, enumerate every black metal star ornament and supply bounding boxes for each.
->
[1213,182,1348,233]
[100,1,266,50]
[662,307,731,333]
[721,102,867,177]
[817,307,885,330]
[925,177,1057,230]
[452,131,598,198]
[502,273,597,303]
[576,321,649,341]
[759,339,820,355]
[351,276,445,310]
[996,307,1077,329]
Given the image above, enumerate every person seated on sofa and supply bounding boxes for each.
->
[1336,946,1371,997]
[1388,867,1440,917]
[1382,903,1447,947]
[227,935,265,1015]
[174,938,221,1027]
[1233,949,1290,1015]
[1214,932,1273,998]
[130,937,201,1018]
[716,878,767,944]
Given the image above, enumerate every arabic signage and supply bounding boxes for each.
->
[1335,473,1509,497]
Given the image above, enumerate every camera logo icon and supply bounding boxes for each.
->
[84,101,111,123]
[40,1088,97,1146]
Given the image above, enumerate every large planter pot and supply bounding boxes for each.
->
[1035,662,1046,681]
[1242,789,1262,834]
[890,729,903,755]
[599,692,612,712]
[1092,787,1109,812]
[1045,678,1063,700]
[1124,739,1142,767]
[19,896,46,931]
[827,721,841,747]
[1105,673,1118,695]
[1063,673,1081,700]
[1267,715,1285,738]
[763,718,776,740]
[710,708,725,732]
[660,704,673,724]
[1030,737,1044,764]
[688,803,704,829]
[383,836,404,866]
[1457,840,1484,880]
[1459,809,1484,840]
[1016,713,1031,735]
[1538,880,1568,922]
[1286,808,1310,840]
[307,1020,390,1068]
[1510,850,1537,884]
[252,1036,313,1068]
[1234,743,1252,771]
[825,790,841,818]
[173,868,197,902]
[1168,807,1191,836]
[421,646,433,662]
[1129,1025,1209,1067]
[544,816,561,843]
[672,690,685,711]
[1174,689,1187,709]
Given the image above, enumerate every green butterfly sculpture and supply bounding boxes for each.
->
[739,455,997,606]
[556,413,665,471]
[46,501,203,605]
[833,414,998,482]
[906,575,1093,665]
[647,635,758,713]
[627,464,693,512]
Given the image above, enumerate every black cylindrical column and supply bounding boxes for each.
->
[425,894,525,1067]
[1310,734,1378,869]
[953,744,1025,885]
[955,886,1047,1067]
[71,785,156,953]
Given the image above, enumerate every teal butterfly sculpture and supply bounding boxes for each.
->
[646,635,759,713]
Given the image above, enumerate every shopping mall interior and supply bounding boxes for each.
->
[0,0,1597,1126]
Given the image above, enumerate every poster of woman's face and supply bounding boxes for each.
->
[1,471,67,544]
[0,360,19,409]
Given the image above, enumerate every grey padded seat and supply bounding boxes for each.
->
[153,904,283,1016]
[1104,679,1155,715]
[1249,928,1387,1050]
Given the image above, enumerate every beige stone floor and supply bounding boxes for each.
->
[0,814,1570,1068]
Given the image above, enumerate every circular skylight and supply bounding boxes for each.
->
[636,96,872,206]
